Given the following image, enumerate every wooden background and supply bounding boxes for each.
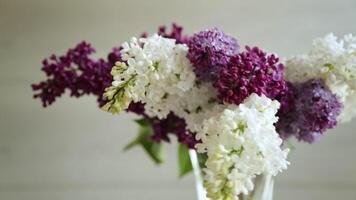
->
[1,0,356,199]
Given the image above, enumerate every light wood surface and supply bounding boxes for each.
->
[1,0,356,199]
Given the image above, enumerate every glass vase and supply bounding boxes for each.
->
[189,150,274,200]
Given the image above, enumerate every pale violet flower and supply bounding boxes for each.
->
[285,33,356,122]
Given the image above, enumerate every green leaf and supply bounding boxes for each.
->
[123,138,139,151]
[197,153,208,168]
[140,134,165,164]
[124,118,165,165]
[134,118,150,127]
[123,119,149,151]
[178,144,193,177]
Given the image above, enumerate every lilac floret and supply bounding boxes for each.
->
[214,46,287,105]
[277,79,342,143]
[187,28,240,81]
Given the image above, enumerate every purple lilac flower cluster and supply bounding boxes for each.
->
[187,28,240,81]
[158,23,189,44]
[32,24,198,148]
[150,113,197,148]
[277,79,342,143]
[214,46,287,105]
[188,28,287,105]
[32,41,115,107]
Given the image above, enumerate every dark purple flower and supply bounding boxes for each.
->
[107,47,122,66]
[150,113,198,149]
[276,82,297,115]
[127,102,146,115]
[158,23,189,44]
[32,41,115,107]
[140,23,189,44]
[187,28,240,81]
[277,79,342,143]
[214,46,287,105]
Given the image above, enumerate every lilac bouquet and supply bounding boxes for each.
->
[32,24,356,200]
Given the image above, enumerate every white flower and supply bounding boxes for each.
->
[285,33,356,122]
[196,94,289,200]
[103,34,196,118]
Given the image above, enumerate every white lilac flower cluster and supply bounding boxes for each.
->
[196,94,289,199]
[103,34,218,127]
[285,33,356,122]
[103,34,289,200]
[103,34,196,118]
